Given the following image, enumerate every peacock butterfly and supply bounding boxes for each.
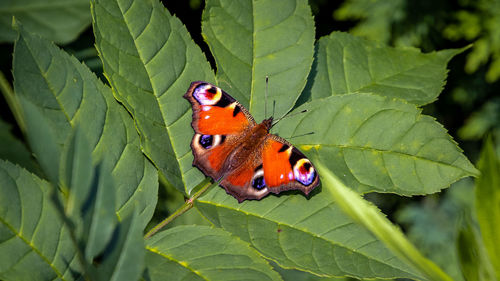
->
[184,81,319,202]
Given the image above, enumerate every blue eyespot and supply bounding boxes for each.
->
[252,176,266,189]
[199,135,213,149]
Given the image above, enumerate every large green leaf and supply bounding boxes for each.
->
[202,0,315,120]
[475,137,500,279]
[145,225,282,281]
[196,185,423,279]
[316,162,453,281]
[0,0,91,43]
[274,93,478,195]
[0,160,79,281]
[91,0,215,194]
[12,25,157,229]
[307,32,464,106]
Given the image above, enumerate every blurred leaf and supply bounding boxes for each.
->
[197,187,424,279]
[202,0,315,121]
[0,160,80,281]
[13,24,157,229]
[396,179,475,281]
[308,32,466,106]
[0,0,91,43]
[275,93,478,195]
[459,98,500,140]
[334,0,404,45]
[17,95,62,183]
[452,1,500,82]
[91,0,215,195]
[456,218,496,281]
[59,127,117,263]
[145,225,282,281]
[0,118,40,174]
[315,162,454,281]
[96,210,145,281]
[475,137,500,279]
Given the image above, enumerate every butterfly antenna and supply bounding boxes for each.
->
[265,75,269,117]
[272,100,276,119]
[271,109,309,127]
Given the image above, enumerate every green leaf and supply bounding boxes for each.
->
[13,24,157,229]
[202,0,315,120]
[17,95,62,184]
[91,0,215,194]
[0,0,91,43]
[196,189,423,279]
[456,218,497,281]
[0,117,40,175]
[308,32,465,106]
[315,162,454,281]
[475,137,500,279]
[0,160,79,281]
[59,127,117,263]
[96,210,145,281]
[145,225,282,281]
[275,93,478,195]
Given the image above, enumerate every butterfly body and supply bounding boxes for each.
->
[184,81,319,202]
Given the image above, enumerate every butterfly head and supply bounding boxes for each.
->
[262,117,274,131]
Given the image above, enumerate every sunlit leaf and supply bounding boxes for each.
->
[145,225,282,281]
[202,0,315,120]
[307,32,465,106]
[275,93,478,195]
[196,185,423,280]
[91,0,215,194]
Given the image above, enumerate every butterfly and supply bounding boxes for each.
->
[184,81,320,202]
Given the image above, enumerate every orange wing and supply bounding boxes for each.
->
[261,136,319,195]
[184,82,255,179]
[218,135,320,202]
[184,81,320,202]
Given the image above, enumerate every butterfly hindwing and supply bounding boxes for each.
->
[261,136,319,195]
[218,136,319,202]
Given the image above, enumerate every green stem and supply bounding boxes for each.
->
[0,70,26,133]
[144,178,214,239]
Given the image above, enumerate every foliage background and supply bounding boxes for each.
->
[0,0,499,280]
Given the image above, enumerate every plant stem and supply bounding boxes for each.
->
[0,70,26,133]
[144,178,214,239]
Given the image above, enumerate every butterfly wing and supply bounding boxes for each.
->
[184,81,256,180]
[184,81,319,202]
[219,135,320,202]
